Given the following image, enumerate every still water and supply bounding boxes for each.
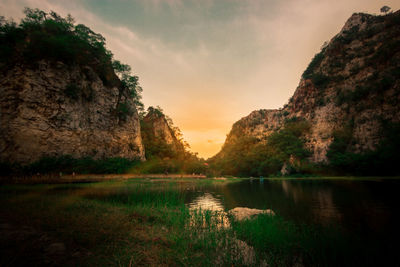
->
[185,178,400,234]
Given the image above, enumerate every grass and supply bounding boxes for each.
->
[0,178,398,266]
[264,176,400,181]
[231,214,349,266]
[0,179,240,266]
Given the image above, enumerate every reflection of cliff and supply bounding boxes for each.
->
[280,180,342,224]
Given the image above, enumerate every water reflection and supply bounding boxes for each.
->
[280,180,342,224]
[188,192,224,211]
[187,192,230,228]
[183,178,400,235]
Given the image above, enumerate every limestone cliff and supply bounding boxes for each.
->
[216,109,284,159]
[140,107,185,159]
[0,60,145,164]
[216,11,400,163]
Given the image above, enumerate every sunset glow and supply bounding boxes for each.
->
[2,0,399,158]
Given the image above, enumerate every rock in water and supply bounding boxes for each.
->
[229,207,275,221]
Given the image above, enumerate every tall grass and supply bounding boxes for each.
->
[230,213,399,267]
[2,179,398,266]
[85,182,249,265]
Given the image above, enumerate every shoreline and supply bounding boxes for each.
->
[0,173,207,184]
[1,174,400,185]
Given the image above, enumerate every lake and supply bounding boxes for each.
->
[2,177,400,266]
[185,178,400,235]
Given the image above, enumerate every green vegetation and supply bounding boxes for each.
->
[112,59,144,114]
[137,106,207,175]
[334,65,399,107]
[302,48,326,79]
[64,83,80,99]
[210,118,311,177]
[211,118,400,177]
[1,178,397,266]
[310,72,330,88]
[116,101,132,121]
[232,214,349,266]
[0,8,143,108]
[1,9,111,82]
[130,157,206,175]
[327,122,400,176]
[370,39,400,64]
[380,6,391,14]
[2,156,140,175]
[0,105,207,177]
[0,179,240,266]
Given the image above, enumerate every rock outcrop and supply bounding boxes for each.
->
[229,207,275,221]
[216,11,400,163]
[0,60,145,164]
[140,107,185,158]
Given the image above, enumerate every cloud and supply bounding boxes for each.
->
[1,0,399,158]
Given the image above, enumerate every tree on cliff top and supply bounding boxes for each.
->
[112,59,144,114]
[380,6,391,14]
[0,7,143,108]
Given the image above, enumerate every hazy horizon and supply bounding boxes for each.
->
[1,0,399,158]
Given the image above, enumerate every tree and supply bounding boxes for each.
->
[380,6,391,15]
[112,59,144,112]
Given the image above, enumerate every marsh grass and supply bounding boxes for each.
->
[0,178,397,266]
[230,212,399,267]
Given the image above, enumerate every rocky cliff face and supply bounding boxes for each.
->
[140,108,185,158]
[216,109,283,159]
[216,11,400,163]
[0,60,145,164]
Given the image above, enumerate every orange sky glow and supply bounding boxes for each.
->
[1,0,399,158]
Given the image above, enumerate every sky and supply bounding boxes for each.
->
[1,0,399,158]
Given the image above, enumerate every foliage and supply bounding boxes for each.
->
[230,212,390,267]
[3,179,397,266]
[380,6,391,14]
[64,83,80,99]
[0,8,143,108]
[327,122,400,176]
[1,8,108,79]
[209,119,311,177]
[4,156,140,175]
[267,122,310,160]
[311,73,330,89]
[334,65,398,107]
[146,106,164,117]
[370,39,400,64]
[112,59,144,114]
[116,101,132,121]
[302,48,326,79]
[138,106,206,174]
[130,157,207,175]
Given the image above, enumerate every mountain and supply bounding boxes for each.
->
[0,9,202,175]
[212,11,400,176]
[0,9,144,164]
[140,106,185,160]
[0,60,145,164]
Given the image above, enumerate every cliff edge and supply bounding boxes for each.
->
[213,11,400,174]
